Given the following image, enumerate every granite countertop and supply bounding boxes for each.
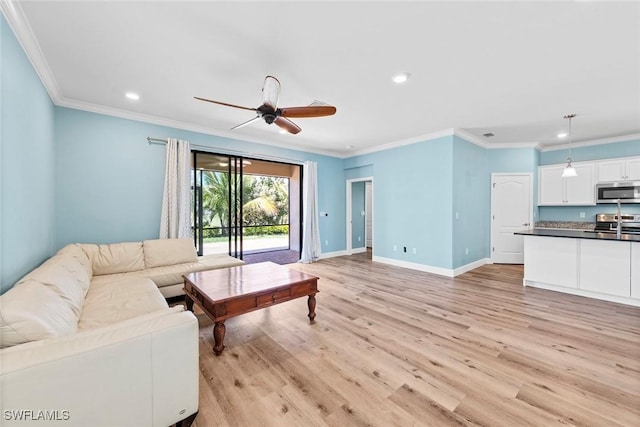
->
[534,221,595,231]
[516,228,640,242]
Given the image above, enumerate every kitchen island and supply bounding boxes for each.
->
[516,229,640,306]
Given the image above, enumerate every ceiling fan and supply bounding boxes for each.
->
[195,76,336,134]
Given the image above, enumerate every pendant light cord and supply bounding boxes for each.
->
[564,113,576,163]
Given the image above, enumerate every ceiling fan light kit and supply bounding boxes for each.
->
[195,76,336,135]
[561,113,578,178]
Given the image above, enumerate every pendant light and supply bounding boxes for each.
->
[561,113,577,178]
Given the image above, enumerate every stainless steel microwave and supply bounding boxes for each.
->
[596,182,640,204]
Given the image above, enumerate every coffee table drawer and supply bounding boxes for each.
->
[290,281,316,297]
[257,288,291,306]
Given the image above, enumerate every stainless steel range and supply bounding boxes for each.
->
[594,214,640,235]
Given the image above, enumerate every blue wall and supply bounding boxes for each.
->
[540,139,640,165]
[1,16,56,293]
[351,181,365,249]
[345,140,544,271]
[452,137,489,268]
[345,136,455,269]
[54,107,346,253]
[538,139,640,221]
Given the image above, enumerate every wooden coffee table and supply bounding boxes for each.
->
[182,262,319,356]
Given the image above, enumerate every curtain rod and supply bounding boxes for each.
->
[147,137,168,144]
[146,136,305,165]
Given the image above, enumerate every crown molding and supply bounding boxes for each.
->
[1,0,62,101]
[540,133,640,152]
[349,129,455,157]
[454,129,543,150]
[57,98,345,158]
[452,129,489,148]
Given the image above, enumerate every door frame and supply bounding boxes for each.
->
[346,177,374,255]
[191,150,302,259]
[490,172,534,264]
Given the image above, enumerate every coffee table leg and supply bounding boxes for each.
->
[213,321,226,356]
[185,294,194,312]
[307,294,317,323]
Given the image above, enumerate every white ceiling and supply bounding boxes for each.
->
[4,1,639,157]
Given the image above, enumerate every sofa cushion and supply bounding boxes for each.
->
[56,243,93,275]
[79,277,169,330]
[143,238,198,268]
[17,253,92,318]
[81,242,145,276]
[0,281,78,348]
[89,254,245,289]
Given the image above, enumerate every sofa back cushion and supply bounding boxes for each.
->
[17,252,92,318]
[143,239,197,268]
[0,280,78,348]
[81,242,145,276]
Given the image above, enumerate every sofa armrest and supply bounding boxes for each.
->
[0,308,199,427]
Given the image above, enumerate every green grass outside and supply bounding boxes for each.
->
[203,234,288,244]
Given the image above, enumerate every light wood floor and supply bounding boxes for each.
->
[189,253,640,426]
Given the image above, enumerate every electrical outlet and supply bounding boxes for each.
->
[393,245,397,252]
[403,246,407,253]
[358,236,361,241]
[412,248,416,254]
[580,211,585,218]
[325,240,328,246]
[465,248,469,255]
[455,211,459,219]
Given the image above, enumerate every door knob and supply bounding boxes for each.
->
[522,223,530,226]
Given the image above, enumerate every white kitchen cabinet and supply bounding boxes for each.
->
[524,236,578,288]
[627,158,640,181]
[632,243,640,299]
[522,234,640,306]
[597,156,640,182]
[579,240,631,297]
[538,163,595,205]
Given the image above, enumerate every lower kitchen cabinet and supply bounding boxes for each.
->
[632,243,640,299]
[524,236,578,288]
[522,235,639,306]
[579,240,630,297]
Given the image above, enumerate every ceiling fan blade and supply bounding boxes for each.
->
[279,105,337,118]
[274,117,301,134]
[194,96,258,112]
[262,76,280,110]
[230,116,262,131]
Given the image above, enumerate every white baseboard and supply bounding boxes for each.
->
[372,256,455,277]
[319,250,348,259]
[350,247,367,254]
[372,256,489,278]
[453,258,491,276]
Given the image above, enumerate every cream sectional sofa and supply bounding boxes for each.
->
[0,238,244,427]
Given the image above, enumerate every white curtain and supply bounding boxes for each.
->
[159,138,192,239]
[300,161,321,263]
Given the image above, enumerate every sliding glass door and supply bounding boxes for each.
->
[191,151,301,260]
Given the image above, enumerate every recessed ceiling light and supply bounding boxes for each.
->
[557,132,568,138]
[125,92,140,100]
[392,72,410,84]
[279,129,289,134]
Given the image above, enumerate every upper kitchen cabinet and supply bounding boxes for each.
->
[538,163,595,206]
[597,156,640,182]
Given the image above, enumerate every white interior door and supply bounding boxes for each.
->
[491,174,532,264]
